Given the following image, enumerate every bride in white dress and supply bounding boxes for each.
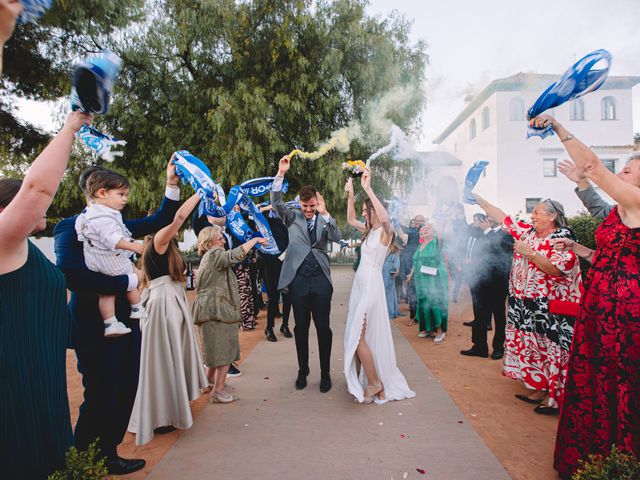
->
[344,169,416,404]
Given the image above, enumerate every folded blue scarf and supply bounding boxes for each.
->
[463,161,489,205]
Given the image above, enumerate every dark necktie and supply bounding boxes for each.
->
[307,217,315,231]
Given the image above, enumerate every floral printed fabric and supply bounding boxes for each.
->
[501,216,582,408]
[554,207,640,479]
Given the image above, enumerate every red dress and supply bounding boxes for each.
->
[554,208,640,478]
[502,216,582,408]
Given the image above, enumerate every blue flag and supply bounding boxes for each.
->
[240,177,288,196]
[463,161,489,205]
[527,49,612,139]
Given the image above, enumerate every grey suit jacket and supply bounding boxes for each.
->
[271,189,342,289]
[575,185,613,219]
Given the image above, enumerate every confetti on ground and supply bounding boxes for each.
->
[244,424,249,427]
[398,412,403,416]
[471,414,477,417]
[264,377,269,380]
[464,385,472,390]
[403,472,408,479]
[458,420,464,424]
[417,467,426,474]
[378,422,384,426]
[400,434,408,438]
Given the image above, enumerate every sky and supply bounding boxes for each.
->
[366,0,640,150]
[16,0,640,149]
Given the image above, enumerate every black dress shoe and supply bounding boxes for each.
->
[275,311,283,318]
[460,346,488,358]
[462,321,476,327]
[515,393,543,405]
[487,324,493,331]
[280,324,293,338]
[154,425,176,434]
[319,375,332,393]
[295,367,309,390]
[106,456,146,475]
[490,351,503,360]
[534,404,559,415]
[265,327,277,342]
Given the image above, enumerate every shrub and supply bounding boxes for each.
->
[181,246,201,266]
[572,445,640,480]
[567,214,602,281]
[48,442,108,480]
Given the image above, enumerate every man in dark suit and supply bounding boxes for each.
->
[270,155,341,393]
[261,211,293,341]
[54,161,180,475]
[461,215,513,359]
[460,213,492,357]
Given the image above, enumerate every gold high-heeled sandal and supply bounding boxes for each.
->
[361,383,384,404]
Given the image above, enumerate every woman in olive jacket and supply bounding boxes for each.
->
[193,225,267,403]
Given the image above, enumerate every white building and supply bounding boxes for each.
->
[426,72,640,217]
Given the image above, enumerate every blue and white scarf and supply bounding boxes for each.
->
[172,151,280,255]
[19,0,52,24]
[463,160,489,205]
[527,49,612,139]
[76,126,126,162]
[71,49,126,161]
[240,176,288,197]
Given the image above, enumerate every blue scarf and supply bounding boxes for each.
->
[463,161,489,205]
[172,151,280,255]
[19,0,52,24]
[527,49,611,139]
[71,49,126,161]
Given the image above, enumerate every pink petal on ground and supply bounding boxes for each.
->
[417,468,426,474]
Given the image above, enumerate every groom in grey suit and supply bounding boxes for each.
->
[270,155,341,393]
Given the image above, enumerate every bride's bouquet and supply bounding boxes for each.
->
[341,160,366,178]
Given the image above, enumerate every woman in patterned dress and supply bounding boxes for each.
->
[473,195,582,414]
[530,115,640,478]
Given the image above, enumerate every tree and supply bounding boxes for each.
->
[3,0,427,221]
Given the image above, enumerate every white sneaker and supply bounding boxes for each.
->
[129,305,147,319]
[434,332,446,343]
[417,331,428,338]
[104,321,132,337]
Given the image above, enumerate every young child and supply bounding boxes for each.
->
[75,170,145,337]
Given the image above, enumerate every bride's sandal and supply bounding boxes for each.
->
[360,383,384,404]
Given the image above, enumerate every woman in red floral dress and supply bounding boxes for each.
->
[474,195,582,414]
[531,114,640,479]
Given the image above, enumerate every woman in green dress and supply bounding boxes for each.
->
[409,224,449,343]
[0,111,92,478]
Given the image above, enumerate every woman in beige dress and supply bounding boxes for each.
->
[193,225,267,403]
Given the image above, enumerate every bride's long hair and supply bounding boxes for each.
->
[361,198,375,242]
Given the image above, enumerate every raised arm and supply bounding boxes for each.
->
[153,193,200,254]
[361,168,393,245]
[471,194,507,224]
[558,159,613,219]
[533,114,640,214]
[270,155,295,226]
[0,112,91,256]
[345,177,365,233]
[125,157,181,237]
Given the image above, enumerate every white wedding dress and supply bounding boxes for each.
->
[344,227,416,404]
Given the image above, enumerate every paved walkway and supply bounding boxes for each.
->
[147,267,511,480]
